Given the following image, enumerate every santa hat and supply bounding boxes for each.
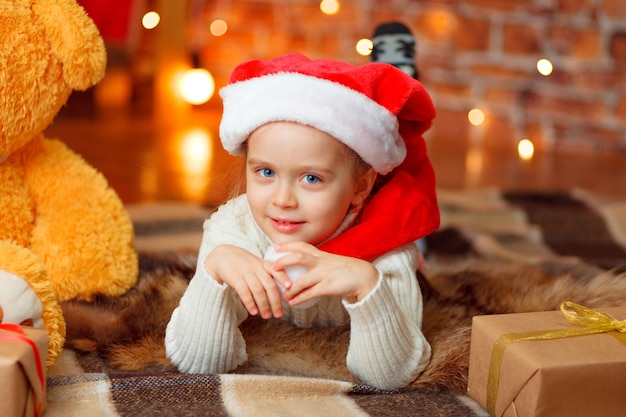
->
[219,52,439,261]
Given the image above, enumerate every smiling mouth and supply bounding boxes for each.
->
[270,217,305,233]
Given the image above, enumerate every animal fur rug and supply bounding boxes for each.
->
[58,188,626,398]
[60,251,626,395]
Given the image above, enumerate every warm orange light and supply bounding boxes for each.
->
[210,19,228,36]
[180,129,212,171]
[465,146,484,187]
[468,108,486,126]
[425,9,455,40]
[139,147,158,200]
[320,0,340,15]
[177,128,214,201]
[177,68,215,105]
[356,38,373,56]
[94,69,132,108]
[518,138,535,160]
[142,11,160,29]
[537,58,553,76]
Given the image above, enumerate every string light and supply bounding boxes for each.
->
[320,0,340,15]
[356,38,373,56]
[178,68,215,105]
[210,19,228,36]
[142,11,160,29]
[468,108,485,126]
[536,58,553,76]
[518,138,534,160]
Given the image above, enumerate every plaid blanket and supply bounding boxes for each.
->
[432,188,626,269]
[46,188,626,417]
[47,369,488,417]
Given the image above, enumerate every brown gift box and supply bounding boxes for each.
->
[0,326,48,417]
[467,306,626,417]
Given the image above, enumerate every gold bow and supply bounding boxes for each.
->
[485,301,626,416]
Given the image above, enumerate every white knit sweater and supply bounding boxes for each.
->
[165,195,431,390]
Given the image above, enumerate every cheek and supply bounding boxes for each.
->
[311,189,353,219]
[245,185,266,212]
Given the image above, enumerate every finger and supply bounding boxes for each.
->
[283,273,316,300]
[264,281,285,319]
[274,241,317,256]
[231,282,259,316]
[286,288,317,308]
[245,274,274,319]
[253,268,285,318]
[263,261,292,291]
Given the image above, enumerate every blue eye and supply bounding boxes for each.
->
[303,174,320,184]
[258,168,275,178]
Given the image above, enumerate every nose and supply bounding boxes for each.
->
[272,182,297,208]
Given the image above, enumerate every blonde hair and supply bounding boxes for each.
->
[224,156,247,202]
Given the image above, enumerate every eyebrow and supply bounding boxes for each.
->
[246,157,272,168]
[247,157,336,176]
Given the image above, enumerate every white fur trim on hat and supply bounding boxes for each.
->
[219,72,406,174]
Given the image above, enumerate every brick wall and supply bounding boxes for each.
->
[144,0,626,152]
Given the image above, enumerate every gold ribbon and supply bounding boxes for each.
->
[485,301,626,416]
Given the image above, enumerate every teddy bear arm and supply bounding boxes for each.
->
[27,139,138,302]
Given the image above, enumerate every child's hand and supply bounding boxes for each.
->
[269,241,380,306]
[204,244,287,319]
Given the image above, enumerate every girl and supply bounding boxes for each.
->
[165,52,439,390]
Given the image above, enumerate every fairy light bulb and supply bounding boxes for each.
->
[210,19,228,36]
[518,138,535,160]
[537,58,553,76]
[320,0,340,15]
[356,38,373,56]
[178,68,215,105]
[142,11,160,29]
[468,108,486,126]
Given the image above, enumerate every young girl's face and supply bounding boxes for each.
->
[246,121,376,245]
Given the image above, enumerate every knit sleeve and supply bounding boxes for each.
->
[164,264,249,374]
[164,195,262,374]
[342,243,431,390]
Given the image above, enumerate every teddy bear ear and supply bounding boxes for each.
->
[32,0,107,91]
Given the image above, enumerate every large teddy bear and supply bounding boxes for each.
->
[0,0,138,367]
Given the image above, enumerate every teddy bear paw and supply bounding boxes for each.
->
[0,270,44,327]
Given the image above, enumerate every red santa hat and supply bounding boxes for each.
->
[219,52,439,261]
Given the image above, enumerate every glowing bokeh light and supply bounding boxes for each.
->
[180,129,212,170]
[518,138,535,160]
[537,58,553,76]
[465,146,484,187]
[94,69,132,108]
[468,108,486,126]
[356,38,373,56]
[177,128,213,201]
[178,68,215,105]
[320,0,340,15]
[428,9,455,39]
[142,11,160,29]
[210,19,228,36]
